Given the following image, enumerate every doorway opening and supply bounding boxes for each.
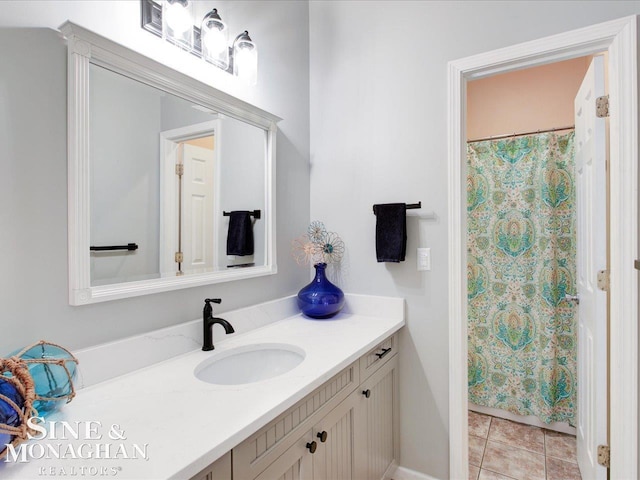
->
[448,16,638,480]
[465,55,604,480]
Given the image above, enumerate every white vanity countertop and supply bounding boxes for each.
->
[1,295,404,479]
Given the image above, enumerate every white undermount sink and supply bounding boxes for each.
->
[194,343,306,385]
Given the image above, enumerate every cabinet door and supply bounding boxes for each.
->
[312,393,358,480]
[190,451,232,480]
[233,362,360,480]
[356,355,398,480]
[254,430,314,480]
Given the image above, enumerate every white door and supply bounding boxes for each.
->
[182,143,216,274]
[574,55,607,480]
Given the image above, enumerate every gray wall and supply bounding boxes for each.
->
[309,1,640,478]
[217,117,266,268]
[0,1,310,354]
[90,64,162,285]
[159,94,214,131]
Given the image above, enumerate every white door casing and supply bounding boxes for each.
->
[182,143,216,274]
[447,16,638,480]
[574,55,607,480]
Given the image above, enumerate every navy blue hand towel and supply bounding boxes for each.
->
[226,211,254,256]
[374,203,407,263]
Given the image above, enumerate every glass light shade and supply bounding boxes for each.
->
[233,32,258,86]
[162,0,194,51]
[201,9,229,69]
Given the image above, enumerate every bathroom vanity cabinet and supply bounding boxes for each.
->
[0,295,404,480]
[192,334,399,480]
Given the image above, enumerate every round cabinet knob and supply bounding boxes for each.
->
[362,389,371,398]
[317,431,328,443]
[306,441,317,454]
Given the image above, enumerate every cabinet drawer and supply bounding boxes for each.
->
[233,361,359,480]
[359,333,397,381]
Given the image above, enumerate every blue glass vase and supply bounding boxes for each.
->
[297,263,345,319]
[0,378,24,454]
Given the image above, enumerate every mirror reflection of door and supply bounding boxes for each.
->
[181,137,216,275]
[159,120,221,278]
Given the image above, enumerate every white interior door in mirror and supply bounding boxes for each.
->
[62,21,280,305]
[182,142,216,274]
[159,121,222,278]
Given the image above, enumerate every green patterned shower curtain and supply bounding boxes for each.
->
[467,132,577,426]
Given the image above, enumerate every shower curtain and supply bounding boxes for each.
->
[467,131,577,426]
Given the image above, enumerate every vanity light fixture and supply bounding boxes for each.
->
[232,31,258,86]
[201,8,229,69]
[162,0,193,50]
[141,0,258,85]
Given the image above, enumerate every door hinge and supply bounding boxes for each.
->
[175,251,183,263]
[597,444,610,468]
[597,270,609,291]
[596,95,609,118]
[175,164,184,176]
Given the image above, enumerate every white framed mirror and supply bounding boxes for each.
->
[62,22,279,305]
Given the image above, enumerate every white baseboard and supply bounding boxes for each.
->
[392,466,440,480]
[383,460,399,480]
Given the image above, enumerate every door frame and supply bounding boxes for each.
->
[447,15,638,480]
[159,120,221,277]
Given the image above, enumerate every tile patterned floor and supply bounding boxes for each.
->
[468,411,582,480]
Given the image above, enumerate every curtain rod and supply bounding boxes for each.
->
[467,125,575,143]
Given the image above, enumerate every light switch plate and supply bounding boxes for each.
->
[417,247,431,271]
